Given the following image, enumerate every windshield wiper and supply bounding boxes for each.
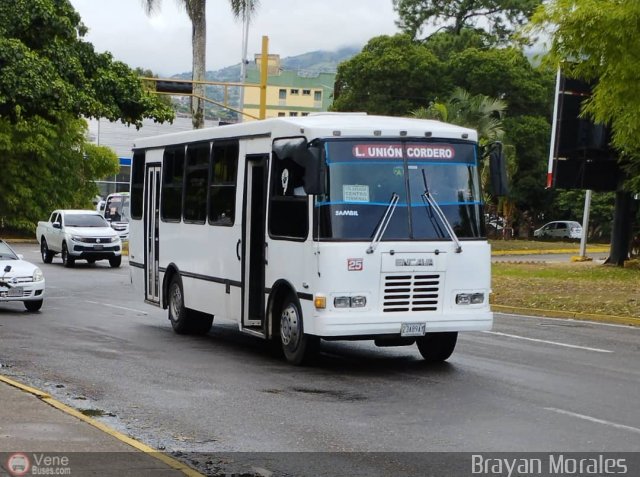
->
[366,192,399,254]
[421,169,462,253]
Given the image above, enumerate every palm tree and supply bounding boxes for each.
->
[143,0,259,129]
[411,87,506,143]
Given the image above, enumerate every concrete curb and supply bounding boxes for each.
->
[0,374,204,477]
[492,246,609,256]
[492,304,640,327]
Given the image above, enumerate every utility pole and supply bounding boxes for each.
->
[238,8,250,122]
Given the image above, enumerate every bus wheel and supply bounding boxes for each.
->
[416,332,458,363]
[168,275,190,334]
[167,275,212,335]
[279,293,319,365]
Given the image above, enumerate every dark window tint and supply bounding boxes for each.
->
[269,150,308,240]
[64,214,108,227]
[184,142,210,224]
[131,151,145,220]
[209,141,238,226]
[162,146,186,221]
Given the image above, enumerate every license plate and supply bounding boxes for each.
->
[400,322,426,337]
[94,244,104,250]
[7,286,23,297]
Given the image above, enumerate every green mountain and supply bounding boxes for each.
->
[171,47,360,120]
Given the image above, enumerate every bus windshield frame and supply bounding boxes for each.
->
[313,138,486,241]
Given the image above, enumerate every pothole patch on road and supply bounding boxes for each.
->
[79,408,116,418]
[292,387,367,402]
[261,387,367,401]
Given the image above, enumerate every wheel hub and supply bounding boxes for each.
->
[280,304,300,348]
[170,285,182,320]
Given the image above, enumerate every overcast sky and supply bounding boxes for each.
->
[69,0,400,76]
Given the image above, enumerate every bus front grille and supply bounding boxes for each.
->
[382,274,440,312]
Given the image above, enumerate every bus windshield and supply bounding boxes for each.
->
[315,140,485,241]
[104,195,130,223]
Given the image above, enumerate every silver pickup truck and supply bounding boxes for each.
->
[36,209,122,268]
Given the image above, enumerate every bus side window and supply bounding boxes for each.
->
[184,142,210,224]
[209,141,239,226]
[269,155,308,240]
[161,146,186,222]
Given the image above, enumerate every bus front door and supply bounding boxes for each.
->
[145,164,161,304]
[241,154,268,330]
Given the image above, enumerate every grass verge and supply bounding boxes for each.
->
[492,261,640,321]
[490,239,609,253]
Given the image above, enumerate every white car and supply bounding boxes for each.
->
[534,221,583,239]
[0,240,45,311]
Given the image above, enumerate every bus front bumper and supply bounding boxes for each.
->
[309,311,493,338]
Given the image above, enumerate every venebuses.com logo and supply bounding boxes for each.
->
[6,453,30,476]
[5,453,71,476]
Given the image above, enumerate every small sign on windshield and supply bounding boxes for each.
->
[343,185,370,202]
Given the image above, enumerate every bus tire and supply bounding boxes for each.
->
[61,243,74,268]
[416,332,457,363]
[279,292,319,365]
[168,275,190,334]
[167,275,212,335]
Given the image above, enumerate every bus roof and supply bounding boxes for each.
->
[133,113,478,150]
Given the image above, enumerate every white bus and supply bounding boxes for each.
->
[129,114,506,365]
[102,192,131,241]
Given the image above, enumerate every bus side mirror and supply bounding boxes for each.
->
[488,143,509,197]
[272,138,325,195]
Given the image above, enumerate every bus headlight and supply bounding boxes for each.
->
[456,293,485,305]
[333,296,367,308]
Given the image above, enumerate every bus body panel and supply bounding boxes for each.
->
[295,240,492,337]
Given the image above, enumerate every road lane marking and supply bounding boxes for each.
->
[495,311,640,330]
[482,331,613,353]
[86,300,148,315]
[544,407,640,435]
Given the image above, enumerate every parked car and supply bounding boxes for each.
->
[534,221,583,239]
[36,209,122,268]
[0,239,45,311]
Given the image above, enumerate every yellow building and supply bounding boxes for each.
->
[242,54,336,121]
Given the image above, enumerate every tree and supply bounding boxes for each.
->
[411,87,507,142]
[531,0,640,264]
[393,0,542,42]
[0,115,119,233]
[0,0,173,127]
[332,35,449,115]
[0,0,170,233]
[447,47,554,117]
[143,0,259,129]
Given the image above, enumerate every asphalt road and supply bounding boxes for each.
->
[1,243,638,474]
